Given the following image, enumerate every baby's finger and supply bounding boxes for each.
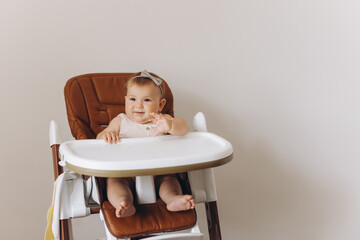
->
[150,112,158,118]
[152,112,163,120]
[114,133,120,143]
[110,132,117,144]
[104,134,110,143]
[158,114,165,121]
[148,117,156,123]
[106,133,112,144]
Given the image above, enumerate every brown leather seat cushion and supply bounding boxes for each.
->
[102,200,197,239]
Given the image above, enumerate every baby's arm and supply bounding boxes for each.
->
[96,116,122,144]
[151,112,189,136]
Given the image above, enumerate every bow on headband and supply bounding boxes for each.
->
[131,70,162,86]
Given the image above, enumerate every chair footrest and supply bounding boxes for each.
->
[144,232,204,240]
[102,199,197,239]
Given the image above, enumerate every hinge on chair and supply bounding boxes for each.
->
[83,176,100,208]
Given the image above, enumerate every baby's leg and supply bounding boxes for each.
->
[107,177,136,218]
[157,174,195,212]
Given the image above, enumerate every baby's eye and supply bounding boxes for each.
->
[129,97,136,101]
[144,98,152,102]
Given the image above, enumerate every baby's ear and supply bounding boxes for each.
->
[159,98,166,111]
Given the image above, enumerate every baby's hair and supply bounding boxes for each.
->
[125,71,165,99]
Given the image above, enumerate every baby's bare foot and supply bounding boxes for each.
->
[115,201,136,218]
[166,195,195,212]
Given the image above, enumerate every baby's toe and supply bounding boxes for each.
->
[120,201,129,209]
[115,208,122,218]
[190,199,195,209]
[184,195,193,201]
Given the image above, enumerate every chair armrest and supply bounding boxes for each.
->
[49,120,63,147]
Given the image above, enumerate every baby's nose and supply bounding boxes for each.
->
[135,101,143,107]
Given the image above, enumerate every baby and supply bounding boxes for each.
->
[97,70,195,218]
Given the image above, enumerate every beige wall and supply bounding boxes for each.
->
[1,0,360,239]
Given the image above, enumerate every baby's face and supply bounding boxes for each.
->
[125,84,166,124]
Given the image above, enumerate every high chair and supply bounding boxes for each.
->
[49,73,233,240]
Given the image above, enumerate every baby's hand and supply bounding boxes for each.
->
[150,112,173,136]
[101,131,120,144]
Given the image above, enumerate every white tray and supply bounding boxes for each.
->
[59,132,233,177]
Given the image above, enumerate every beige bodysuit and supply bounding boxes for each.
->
[118,113,159,138]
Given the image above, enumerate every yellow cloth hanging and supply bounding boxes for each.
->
[44,181,56,240]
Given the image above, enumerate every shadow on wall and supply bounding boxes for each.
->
[173,90,345,240]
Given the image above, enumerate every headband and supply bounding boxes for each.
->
[131,70,162,86]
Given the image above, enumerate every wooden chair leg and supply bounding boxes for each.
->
[60,220,70,240]
[205,201,222,240]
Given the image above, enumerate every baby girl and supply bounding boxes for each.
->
[97,70,195,217]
